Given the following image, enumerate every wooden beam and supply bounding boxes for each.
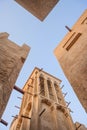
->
[0,119,8,126]
[14,85,24,94]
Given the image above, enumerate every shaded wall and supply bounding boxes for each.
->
[0,32,30,118]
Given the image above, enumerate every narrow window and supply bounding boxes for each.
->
[63,32,81,51]
[47,80,54,100]
[39,76,45,96]
[81,17,87,24]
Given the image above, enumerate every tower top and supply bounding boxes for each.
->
[23,67,62,90]
[14,0,59,21]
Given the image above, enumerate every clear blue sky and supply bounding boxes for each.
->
[0,0,87,129]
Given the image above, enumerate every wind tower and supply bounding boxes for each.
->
[10,67,75,130]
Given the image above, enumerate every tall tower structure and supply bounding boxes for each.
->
[54,9,87,112]
[10,67,75,130]
[0,32,30,125]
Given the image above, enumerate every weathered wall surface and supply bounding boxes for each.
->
[15,0,59,21]
[38,97,74,130]
[54,10,87,112]
[0,32,30,118]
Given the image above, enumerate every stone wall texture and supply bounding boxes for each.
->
[15,0,59,21]
[54,9,87,112]
[0,32,30,118]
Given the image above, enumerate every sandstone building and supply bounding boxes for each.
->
[14,0,59,21]
[0,32,30,120]
[10,67,75,130]
[54,10,87,112]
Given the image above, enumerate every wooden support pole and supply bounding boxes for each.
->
[14,85,24,94]
[0,119,8,126]
[12,115,18,118]
[76,124,81,130]
[21,115,31,120]
[61,85,64,89]
[39,108,46,117]
[17,97,22,100]
[15,105,20,109]
[65,26,72,32]
[68,108,73,113]
[66,101,71,107]
[39,68,43,71]
[63,92,67,97]
[67,102,71,107]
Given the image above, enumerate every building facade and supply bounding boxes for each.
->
[0,32,30,119]
[14,0,59,21]
[54,10,87,112]
[10,67,75,130]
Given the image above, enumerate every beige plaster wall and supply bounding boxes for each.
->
[0,32,30,118]
[54,9,87,112]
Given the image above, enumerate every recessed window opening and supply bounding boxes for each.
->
[39,76,45,96]
[47,80,54,100]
